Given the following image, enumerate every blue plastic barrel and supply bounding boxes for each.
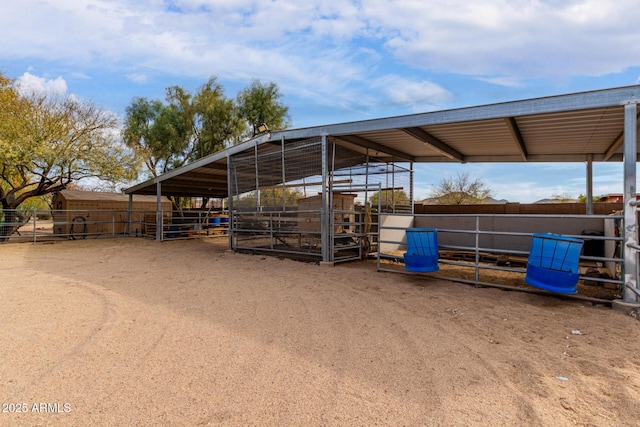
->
[208,217,221,227]
[168,225,181,238]
[403,228,439,272]
[525,233,584,294]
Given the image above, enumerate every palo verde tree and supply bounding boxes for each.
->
[430,172,493,205]
[0,72,138,239]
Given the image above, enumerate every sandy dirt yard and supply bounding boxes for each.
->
[1,238,639,426]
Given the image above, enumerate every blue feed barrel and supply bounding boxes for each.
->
[525,233,584,294]
[168,225,180,238]
[403,228,439,272]
[208,217,221,227]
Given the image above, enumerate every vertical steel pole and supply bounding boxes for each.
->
[321,135,330,262]
[392,161,396,211]
[364,148,369,205]
[410,161,414,214]
[128,194,133,236]
[255,141,260,211]
[330,139,337,260]
[33,209,37,243]
[475,216,480,286]
[623,103,638,303]
[586,154,593,215]
[156,181,162,241]
[227,154,234,250]
[281,136,286,211]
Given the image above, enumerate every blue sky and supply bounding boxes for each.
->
[2,0,640,202]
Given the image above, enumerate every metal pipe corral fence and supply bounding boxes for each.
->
[377,212,625,304]
[0,209,229,243]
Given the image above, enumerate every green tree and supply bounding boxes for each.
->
[430,172,493,205]
[577,194,600,203]
[122,98,182,176]
[237,79,291,138]
[0,72,138,239]
[552,192,577,203]
[369,190,409,208]
[238,187,303,210]
[188,78,245,157]
[124,77,290,210]
[123,77,246,179]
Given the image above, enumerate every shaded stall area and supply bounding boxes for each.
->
[125,85,640,305]
[228,136,410,262]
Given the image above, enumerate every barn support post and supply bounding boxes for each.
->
[156,181,162,241]
[321,134,331,263]
[623,102,639,303]
[128,194,133,236]
[281,136,286,211]
[226,153,233,250]
[254,141,260,211]
[410,161,414,214]
[364,149,370,205]
[392,161,396,211]
[586,154,593,215]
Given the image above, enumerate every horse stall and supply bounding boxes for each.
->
[52,190,171,239]
[229,136,411,262]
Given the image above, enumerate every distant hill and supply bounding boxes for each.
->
[533,198,579,204]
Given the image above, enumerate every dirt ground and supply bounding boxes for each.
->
[1,238,639,426]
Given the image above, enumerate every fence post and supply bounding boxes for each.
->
[112,211,115,238]
[474,216,480,286]
[33,209,37,243]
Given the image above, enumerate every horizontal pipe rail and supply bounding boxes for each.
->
[378,212,626,300]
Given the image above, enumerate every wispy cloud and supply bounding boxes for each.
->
[126,73,149,83]
[373,77,452,112]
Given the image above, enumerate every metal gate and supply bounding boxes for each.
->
[330,183,381,263]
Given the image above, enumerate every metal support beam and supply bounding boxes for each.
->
[401,127,465,162]
[504,117,528,161]
[156,181,162,241]
[604,111,640,161]
[254,141,260,210]
[321,135,330,263]
[281,136,286,211]
[226,153,233,250]
[586,154,593,215]
[623,103,638,303]
[410,161,414,214]
[339,134,414,161]
[604,130,625,161]
[128,193,133,236]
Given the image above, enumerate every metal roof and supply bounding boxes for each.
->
[55,189,170,203]
[125,85,640,198]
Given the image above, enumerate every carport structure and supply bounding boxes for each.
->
[126,85,640,303]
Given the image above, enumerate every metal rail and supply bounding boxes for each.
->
[377,212,625,304]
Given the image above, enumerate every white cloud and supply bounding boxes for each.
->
[375,0,640,82]
[15,72,67,96]
[126,73,149,83]
[3,0,640,115]
[374,77,452,111]
[475,76,525,88]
